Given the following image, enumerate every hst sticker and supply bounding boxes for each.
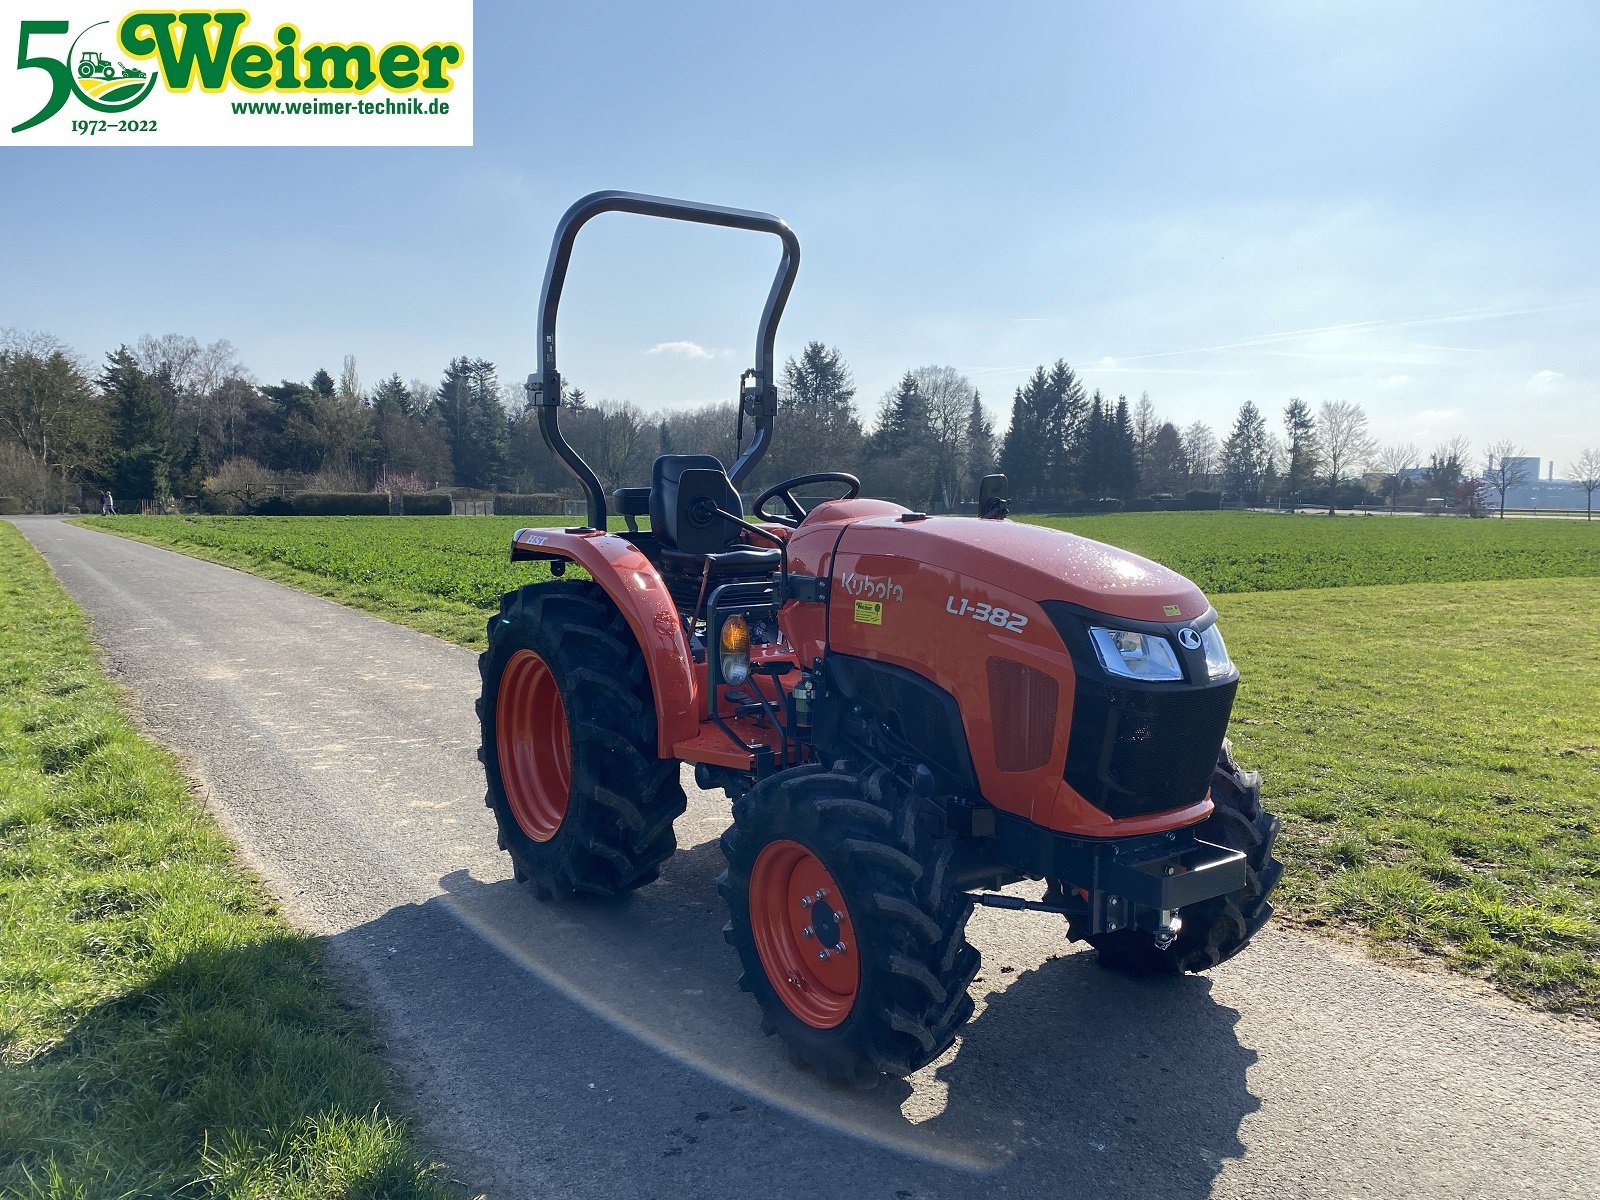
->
[1163,604,1181,617]
[854,600,883,625]
[946,596,1028,631]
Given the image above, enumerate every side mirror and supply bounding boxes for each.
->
[675,467,732,554]
[979,473,1010,519]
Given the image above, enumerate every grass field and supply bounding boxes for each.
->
[79,511,1600,1017]
[0,522,458,1199]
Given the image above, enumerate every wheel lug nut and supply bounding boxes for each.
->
[799,896,811,909]
[802,926,814,938]
[834,942,847,954]
[818,949,831,961]
[814,889,827,900]
[831,911,844,923]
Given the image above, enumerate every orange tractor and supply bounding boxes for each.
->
[478,192,1282,1084]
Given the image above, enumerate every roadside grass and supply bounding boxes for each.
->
[79,515,569,647]
[0,522,459,1199]
[1222,576,1600,1015]
[77,514,1600,1016]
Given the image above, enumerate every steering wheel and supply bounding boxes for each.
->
[752,472,861,527]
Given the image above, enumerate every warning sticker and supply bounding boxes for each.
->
[1163,604,1182,617]
[854,599,883,625]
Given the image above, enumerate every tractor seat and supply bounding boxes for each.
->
[648,454,782,573]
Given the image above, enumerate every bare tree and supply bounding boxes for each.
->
[1481,440,1531,518]
[338,354,362,404]
[1570,448,1600,521]
[1131,390,1159,487]
[1180,420,1218,488]
[1318,400,1377,512]
[908,365,977,510]
[1375,442,1420,511]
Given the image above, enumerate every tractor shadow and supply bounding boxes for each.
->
[431,836,1259,1197]
[902,953,1258,1196]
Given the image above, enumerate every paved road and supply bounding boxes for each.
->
[13,516,1600,1200]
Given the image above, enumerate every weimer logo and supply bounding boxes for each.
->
[4,3,474,146]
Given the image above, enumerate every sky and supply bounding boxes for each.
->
[3,0,1597,474]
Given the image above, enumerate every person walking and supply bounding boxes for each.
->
[102,490,115,516]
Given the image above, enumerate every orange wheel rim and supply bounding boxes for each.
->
[749,839,859,1029]
[496,649,571,842]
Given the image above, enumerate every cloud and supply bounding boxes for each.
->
[1381,374,1411,388]
[1528,369,1564,386]
[647,340,716,360]
[1415,407,1462,422]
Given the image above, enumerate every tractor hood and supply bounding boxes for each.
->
[828,513,1209,624]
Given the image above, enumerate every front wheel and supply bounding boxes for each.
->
[718,765,979,1086]
[1074,739,1283,975]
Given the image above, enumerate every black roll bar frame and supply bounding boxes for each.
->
[525,190,802,530]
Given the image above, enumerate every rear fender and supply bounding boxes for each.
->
[511,528,697,755]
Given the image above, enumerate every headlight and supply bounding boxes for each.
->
[1088,626,1183,681]
[1200,623,1235,679]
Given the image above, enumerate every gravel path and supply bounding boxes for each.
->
[14,515,1600,1200]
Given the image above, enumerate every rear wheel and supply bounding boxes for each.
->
[477,581,686,900]
[718,764,979,1086]
[1074,739,1283,975]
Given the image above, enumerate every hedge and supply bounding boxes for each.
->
[1185,490,1222,510]
[0,496,22,515]
[494,493,566,516]
[401,493,453,516]
[291,492,390,516]
[249,496,295,516]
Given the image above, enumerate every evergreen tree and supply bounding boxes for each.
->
[1282,397,1318,501]
[1220,401,1270,502]
[309,368,336,398]
[965,391,996,501]
[999,366,1050,505]
[765,341,862,483]
[434,357,509,488]
[1110,394,1139,499]
[864,372,933,504]
[1044,359,1088,501]
[100,347,172,505]
[1147,422,1186,494]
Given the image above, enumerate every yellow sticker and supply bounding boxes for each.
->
[854,600,883,625]
[1163,604,1182,617]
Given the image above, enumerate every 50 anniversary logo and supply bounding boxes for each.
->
[4,4,473,146]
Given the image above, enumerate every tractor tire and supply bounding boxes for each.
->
[718,764,980,1087]
[477,580,686,900]
[78,62,93,78]
[1076,738,1283,976]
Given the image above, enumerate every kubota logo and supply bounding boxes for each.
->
[6,7,472,144]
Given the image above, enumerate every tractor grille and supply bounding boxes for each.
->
[1063,676,1236,819]
[986,658,1059,772]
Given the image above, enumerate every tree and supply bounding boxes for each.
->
[1181,421,1218,488]
[764,342,862,486]
[0,330,106,494]
[999,367,1050,505]
[1374,442,1420,511]
[202,456,282,513]
[1481,441,1530,519]
[100,347,173,506]
[1318,400,1376,512]
[1220,401,1270,503]
[310,368,336,398]
[964,391,996,502]
[909,365,977,510]
[434,357,508,488]
[1571,448,1600,521]
[1424,436,1472,504]
[1146,421,1186,495]
[1131,391,1158,489]
[1282,398,1318,505]
[865,371,934,504]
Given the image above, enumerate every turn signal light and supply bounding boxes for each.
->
[720,615,750,653]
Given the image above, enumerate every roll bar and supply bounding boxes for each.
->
[525,190,802,530]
